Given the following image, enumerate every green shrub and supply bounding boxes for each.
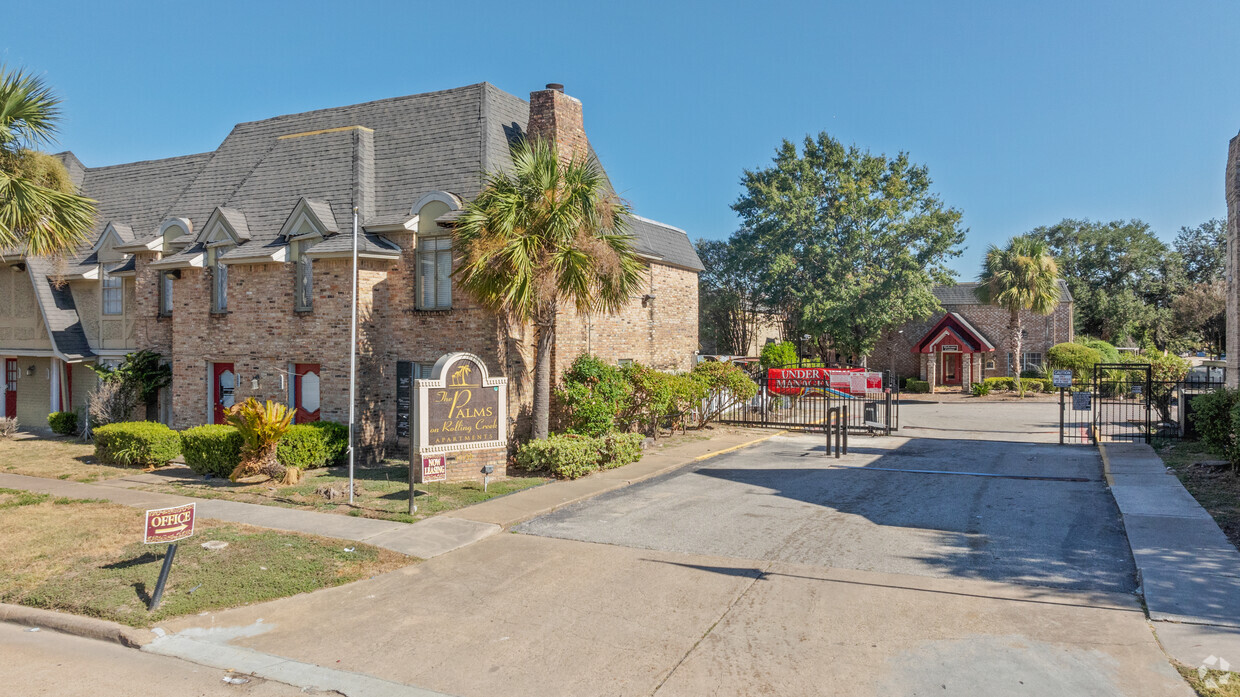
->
[971,382,991,397]
[1078,338,1120,364]
[556,354,632,437]
[180,424,243,478]
[759,341,798,369]
[307,421,348,465]
[599,432,644,469]
[1047,342,1103,381]
[1020,366,1045,379]
[1042,378,1055,393]
[47,411,78,436]
[276,424,330,469]
[904,379,930,394]
[93,421,180,467]
[692,361,759,426]
[1191,388,1240,467]
[983,377,1016,391]
[621,363,706,436]
[516,434,602,479]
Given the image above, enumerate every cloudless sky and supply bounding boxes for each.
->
[3,1,1237,276]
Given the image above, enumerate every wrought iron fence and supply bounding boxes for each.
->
[1056,362,1226,443]
[718,362,900,434]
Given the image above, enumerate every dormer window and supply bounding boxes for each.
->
[208,245,229,312]
[279,200,332,313]
[160,219,191,254]
[101,269,122,315]
[416,199,453,310]
[290,238,314,311]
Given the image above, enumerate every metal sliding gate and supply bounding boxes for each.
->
[718,367,899,435]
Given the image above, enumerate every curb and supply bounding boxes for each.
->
[1095,428,1115,487]
[477,429,790,529]
[0,602,155,648]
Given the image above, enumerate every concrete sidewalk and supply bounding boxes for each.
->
[0,426,775,559]
[0,472,497,559]
[1100,441,1240,664]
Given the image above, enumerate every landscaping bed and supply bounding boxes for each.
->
[146,462,548,524]
[0,435,135,482]
[0,488,410,626]
[1156,440,1240,550]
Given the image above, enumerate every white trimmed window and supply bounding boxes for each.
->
[159,272,174,316]
[417,237,452,310]
[101,270,122,315]
[290,239,314,311]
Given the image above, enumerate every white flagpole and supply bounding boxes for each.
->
[348,206,359,503]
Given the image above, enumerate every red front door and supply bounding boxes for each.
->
[293,363,320,423]
[4,359,16,418]
[941,353,962,385]
[213,363,235,424]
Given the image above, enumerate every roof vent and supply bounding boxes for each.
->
[545,83,564,92]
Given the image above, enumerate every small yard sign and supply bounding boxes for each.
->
[1052,370,1073,388]
[144,503,196,544]
[421,455,447,483]
[1072,391,1092,411]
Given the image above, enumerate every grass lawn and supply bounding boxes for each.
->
[150,462,548,524]
[1155,440,1240,549]
[0,488,410,626]
[0,434,136,483]
[1177,664,1240,697]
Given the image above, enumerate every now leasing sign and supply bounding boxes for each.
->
[144,503,196,544]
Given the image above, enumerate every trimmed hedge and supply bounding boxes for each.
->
[94,421,181,467]
[1048,342,1103,381]
[904,379,930,394]
[1190,388,1240,468]
[180,424,243,478]
[515,432,645,479]
[307,421,349,466]
[277,424,330,470]
[48,411,78,436]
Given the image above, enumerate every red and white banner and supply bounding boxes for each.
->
[767,368,882,397]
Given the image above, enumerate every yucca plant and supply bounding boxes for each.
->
[225,398,299,484]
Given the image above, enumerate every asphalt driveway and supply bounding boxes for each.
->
[515,431,1136,592]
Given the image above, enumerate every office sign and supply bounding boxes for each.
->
[144,503,196,544]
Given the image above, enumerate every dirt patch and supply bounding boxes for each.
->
[1157,440,1240,550]
[0,435,137,482]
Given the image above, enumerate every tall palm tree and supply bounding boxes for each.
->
[0,66,95,256]
[975,236,1060,394]
[454,137,643,439]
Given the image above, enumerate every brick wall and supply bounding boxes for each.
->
[553,262,699,376]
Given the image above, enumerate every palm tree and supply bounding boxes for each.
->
[975,236,1060,395]
[454,138,644,439]
[0,66,95,256]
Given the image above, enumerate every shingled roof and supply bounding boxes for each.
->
[28,83,701,359]
[933,280,1073,306]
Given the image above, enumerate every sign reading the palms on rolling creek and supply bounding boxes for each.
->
[415,352,507,451]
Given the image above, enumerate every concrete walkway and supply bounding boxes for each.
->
[1100,441,1240,664]
[0,472,497,559]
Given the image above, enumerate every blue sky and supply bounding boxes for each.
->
[3,1,1236,277]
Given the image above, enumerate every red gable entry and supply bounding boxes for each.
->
[913,313,996,355]
[912,313,996,388]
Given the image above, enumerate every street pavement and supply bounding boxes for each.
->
[139,400,1193,697]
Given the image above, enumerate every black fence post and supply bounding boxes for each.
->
[1059,386,1065,445]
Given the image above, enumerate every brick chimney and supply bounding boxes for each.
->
[527,83,588,162]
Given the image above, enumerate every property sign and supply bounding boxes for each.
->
[413,352,508,453]
[421,455,447,483]
[1052,370,1073,388]
[1072,391,1092,411]
[144,503,196,544]
[767,367,882,398]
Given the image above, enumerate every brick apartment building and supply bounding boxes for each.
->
[872,281,1074,391]
[0,83,703,454]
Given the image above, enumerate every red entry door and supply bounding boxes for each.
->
[4,359,16,418]
[941,353,962,385]
[213,363,235,424]
[293,363,320,423]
